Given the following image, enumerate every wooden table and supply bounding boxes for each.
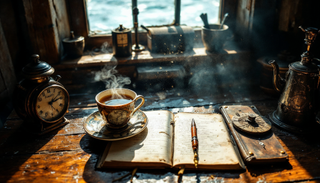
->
[1,86,320,183]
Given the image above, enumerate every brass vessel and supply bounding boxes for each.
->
[269,27,320,134]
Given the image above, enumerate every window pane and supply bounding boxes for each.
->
[87,0,220,33]
[87,0,174,33]
[87,0,132,33]
[181,0,220,26]
[138,0,174,27]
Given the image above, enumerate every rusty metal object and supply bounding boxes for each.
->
[112,24,132,57]
[62,31,85,58]
[132,7,144,52]
[220,105,288,164]
[135,65,186,90]
[201,24,230,52]
[147,25,194,53]
[232,112,271,135]
[269,27,320,134]
[257,54,291,95]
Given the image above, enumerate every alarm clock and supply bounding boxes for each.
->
[14,54,70,135]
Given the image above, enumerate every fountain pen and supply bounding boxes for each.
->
[191,118,198,168]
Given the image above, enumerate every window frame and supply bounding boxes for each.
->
[67,0,237,50]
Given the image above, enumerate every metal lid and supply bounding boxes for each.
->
[22,54,55,79]
[63,31,84,43]
[289,61,319,73]
[112,24,131,33]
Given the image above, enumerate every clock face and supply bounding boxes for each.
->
[35,86,69,122]
[117,34,128,46]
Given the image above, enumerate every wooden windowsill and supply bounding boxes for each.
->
[54,45,251,70]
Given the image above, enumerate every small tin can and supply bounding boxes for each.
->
[62,31,85,58]
[112,24,132,57]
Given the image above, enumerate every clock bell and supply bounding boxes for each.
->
[13,54,70,135]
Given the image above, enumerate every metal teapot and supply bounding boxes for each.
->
[269,26,320,134]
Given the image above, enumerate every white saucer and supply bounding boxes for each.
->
[83,110,148,141]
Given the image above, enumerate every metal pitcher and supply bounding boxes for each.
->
[269,27,320,134]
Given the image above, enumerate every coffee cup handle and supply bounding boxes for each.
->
[132,95,145,114]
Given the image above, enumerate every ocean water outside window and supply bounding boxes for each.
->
[180,0,219,26]
[87,0,220,34]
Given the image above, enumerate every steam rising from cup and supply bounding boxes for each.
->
[94,66,131,99]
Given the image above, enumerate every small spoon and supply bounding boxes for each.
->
[219,13,229,29]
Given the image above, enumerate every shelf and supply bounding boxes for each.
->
[54,46,250,70]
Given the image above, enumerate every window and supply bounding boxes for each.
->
[86,0,220,34]
[68,0,236,50]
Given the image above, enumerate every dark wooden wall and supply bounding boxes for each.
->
[21,0,70,64]
[0,0,319,128]
[0,1,21,128]
[234,0,320,58]
[0,0,69,128]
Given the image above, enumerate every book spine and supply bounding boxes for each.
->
[220,106,252,164]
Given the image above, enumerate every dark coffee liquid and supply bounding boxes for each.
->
[100,94,133,105]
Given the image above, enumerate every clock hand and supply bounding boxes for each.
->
[50,103,56,111]
[51,94,59,102]
[48,96,56,104]
[52,97,62,103]
[50,91,61,102]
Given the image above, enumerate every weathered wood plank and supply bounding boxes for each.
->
[21,0,69,63]
[56,118,86,135]
[55,47,250,69]
[67,0,89,38]
[1,90,319,183]
[0,138,319,183]
[0,119,24,147]
[0,151,91,183]
[235,0,251,40]
[50,0,70,59]
[0,133,84,155]
[220,0,238,33]
[1,104,320,182]
[0,21,17,103]
[22,0,58,63]
[0,0,26,69]
[0,110,92,148]
[245,131,320,182]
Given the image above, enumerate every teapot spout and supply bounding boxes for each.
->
[269,60,286,92]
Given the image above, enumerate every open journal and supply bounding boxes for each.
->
[97,110,245,170]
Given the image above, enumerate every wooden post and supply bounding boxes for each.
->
[0,21,17,104]
[67,0,89,39]
[21,0,70,64]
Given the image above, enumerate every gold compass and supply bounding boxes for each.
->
[232,113,271,135]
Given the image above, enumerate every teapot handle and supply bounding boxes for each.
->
[269,60,286,93]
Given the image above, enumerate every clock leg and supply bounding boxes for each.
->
[38,117,70,135]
